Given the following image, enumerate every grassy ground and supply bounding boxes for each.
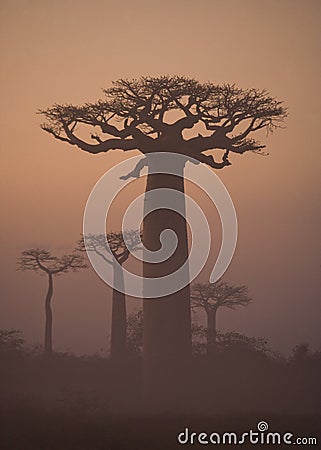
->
[1,349,320,449]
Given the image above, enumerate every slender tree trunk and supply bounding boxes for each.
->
[142,155,191,405]
[206,307,218,355]
[110,262,127,361]
[44,272,53,355]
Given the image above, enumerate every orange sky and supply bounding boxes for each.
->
[0,0,320,354]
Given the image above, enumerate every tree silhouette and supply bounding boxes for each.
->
[17,248,86,354]
[39,76,286,396]
[191,282,252,354]
[79,231,141,361]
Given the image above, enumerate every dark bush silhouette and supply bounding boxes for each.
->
[0,329,25,353]
[1,329,320,449]
[127,308,268,362]
[127,308,144,356]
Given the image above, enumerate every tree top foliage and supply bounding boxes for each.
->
[191,281,251,312]
[17,248,87,275]
[78,231,141,266]
[39,75,286,170]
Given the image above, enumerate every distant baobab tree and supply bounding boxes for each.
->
[17,248,86,355]
[79,231,141,361]
[191,281,252,354]
[39,76,286,396]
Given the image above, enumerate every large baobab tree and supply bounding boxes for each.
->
[79,231,140,361]
[191,281,252,354]
[17,248,86,354]
[39,76,286,393]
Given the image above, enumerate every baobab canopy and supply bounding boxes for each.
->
[39,75,286,170]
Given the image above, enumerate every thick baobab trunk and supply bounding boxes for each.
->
[206,307,218,355]
[143,155,192,405]
[44,272,53,355]
[110,262,127,361]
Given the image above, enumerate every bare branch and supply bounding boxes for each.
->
[191,281,252,312]
[17,248,87,275]
[39,76,286,166]
[79,230,141,266]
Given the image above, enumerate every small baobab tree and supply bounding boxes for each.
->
[17,248,86,354]
[79,231,141,361]
[191,281,251,354]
